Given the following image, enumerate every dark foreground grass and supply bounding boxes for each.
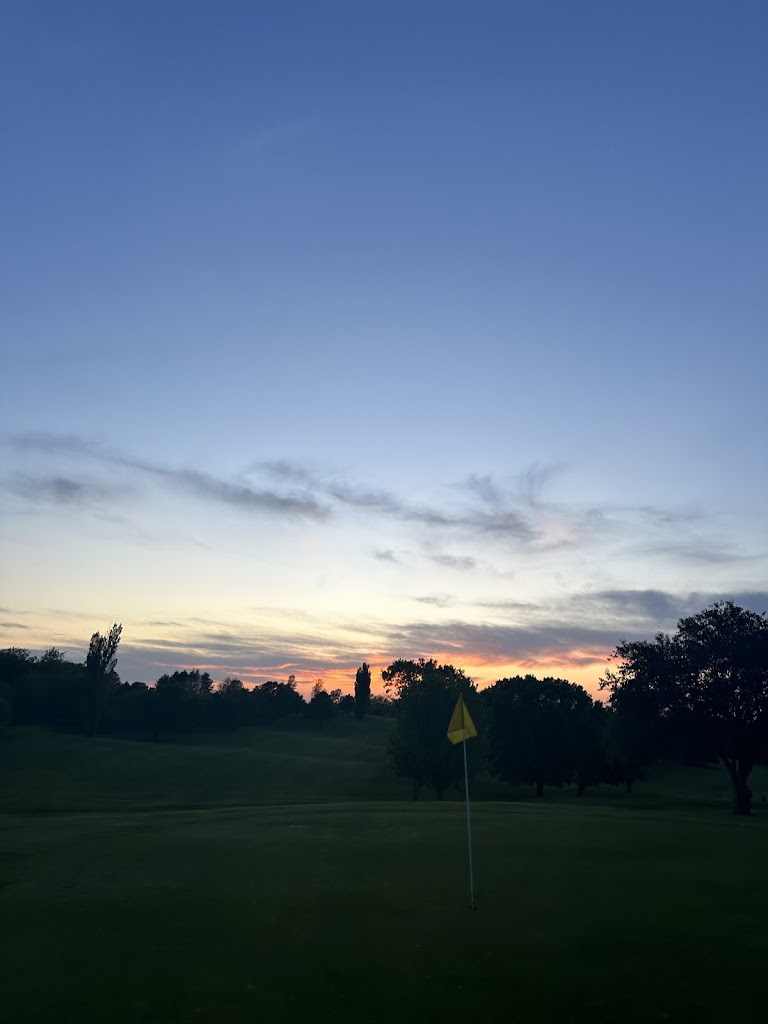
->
[0,719,401,812]
[3,724,768,1022]
[3,798,768,1024]
[5,722,767,813]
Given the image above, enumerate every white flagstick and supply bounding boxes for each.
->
[461,701,476,909]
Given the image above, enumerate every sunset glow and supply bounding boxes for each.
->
[1,4,766,695]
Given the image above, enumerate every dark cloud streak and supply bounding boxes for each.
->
[413,595,455,609]
[250,458,538,537]
[429,553,479,572]
[6,474,131,506]
[373,549,399,563]
[10,433,330,520]
[7,436,755,569]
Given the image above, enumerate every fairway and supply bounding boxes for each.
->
[3,725,768,1023]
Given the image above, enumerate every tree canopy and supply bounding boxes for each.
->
[383,659,480,799]
[601,601,768,815]
[5,601,768,818]
[485,675,597,797]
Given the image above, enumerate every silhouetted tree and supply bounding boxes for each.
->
[336,693,356,714]
[573,700,609,796]
[602,602,768,815]
[150,669,213,738]
[485,675,594,797]
[251,679,305,723]
[305,681,335,724]
[0,648,34,683]
[602,706,652,793]
[209,677,247,730]
[83,624,122,735]
[368,694,395,717]
[0,648,35,722]
[354,663,371,720]
[108,681,152,736]
[382,658,428,697]
[37,652,87,730]
[383,658,480,799]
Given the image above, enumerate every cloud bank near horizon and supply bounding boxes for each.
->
[4,588,767,694]
[4,432,766,697]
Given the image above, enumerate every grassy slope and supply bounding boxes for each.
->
[2,722,768,1023]
[0,717,400,812]
[4,719,767,813]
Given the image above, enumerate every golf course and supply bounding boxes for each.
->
[2,717,768,1023]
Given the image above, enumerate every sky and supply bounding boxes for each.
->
[1,0,766,696]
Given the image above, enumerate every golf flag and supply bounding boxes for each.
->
[447,694,478,908]
[447,694,477,745]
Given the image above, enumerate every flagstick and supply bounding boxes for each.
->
[448,695,477,910]
[462,736,476,909]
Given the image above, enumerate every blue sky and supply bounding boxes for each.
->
[1,1,766,693]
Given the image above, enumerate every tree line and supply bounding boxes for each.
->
[2,601,766,815]
[384,602,768,816]
[382,657,643,802]
[0,635,385,740]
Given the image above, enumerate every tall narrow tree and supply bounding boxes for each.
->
[354,662,371,720]
[84,623,122,736]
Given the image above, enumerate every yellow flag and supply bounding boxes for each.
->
[447,694,477,745]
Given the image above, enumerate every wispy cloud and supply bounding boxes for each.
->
[473,588,768,640]
[256,459,317,486]
[373,548,400,563]
[118,619,374,686]
[464,473,505,507]
[382,618,622,666]
[413,594,455,609]
[635,539,753,565]
[429,553,479,572]
[517,463,567,506]
[9,433,330,520]
[477,599,544,612]
[570,589,684,624]
[464,462,566,509]
[459,467,593,548]
[571,588,768,625]
[6,435,753,571]
[0,437,591,550]
[2,465,211,550]
[6,473,132,507]
[257,457,538,538]
[157,466,328,517]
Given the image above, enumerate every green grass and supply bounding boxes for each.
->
[0,717,400,812]
[2,722,768,1022]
